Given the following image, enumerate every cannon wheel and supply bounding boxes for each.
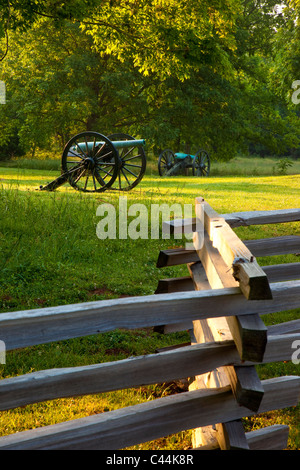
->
[107,133,147,191]
[158,149,175,176]
[61,131,119,192]
[192,149,210,177]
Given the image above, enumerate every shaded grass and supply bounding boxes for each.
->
[0,164,299,449]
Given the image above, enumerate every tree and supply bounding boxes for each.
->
[227,1,300,156]
[1,0,240,78]
[0,1,242,158]
[81,0,240,81]
[1,0,299,161]
[0,19,158,154]
[271,3,300,101]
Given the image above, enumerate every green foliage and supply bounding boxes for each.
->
[0,1,300,161]
[273,157,294,175]
[0,169,299,448]
[81,0,240,80]
[0,130,24,161]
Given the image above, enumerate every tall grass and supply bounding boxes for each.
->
[2,152,300,177]
[0,163,299,449]
[211,156,300,176]
[2,158,61,171]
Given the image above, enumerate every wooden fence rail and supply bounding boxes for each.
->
[0,377,299,450]
[1,281,300,351]
[0,329,298,412]
[0,199,299,450]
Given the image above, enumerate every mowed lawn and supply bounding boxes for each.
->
[0,161,299,449]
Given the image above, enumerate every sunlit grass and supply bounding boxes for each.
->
[0,161,299,449]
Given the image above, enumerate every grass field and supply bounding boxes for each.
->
[0,155,299,449]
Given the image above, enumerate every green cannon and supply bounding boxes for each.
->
[158,148,210,177]
[39,131,147,192]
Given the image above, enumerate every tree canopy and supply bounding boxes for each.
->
[0,0,299,160]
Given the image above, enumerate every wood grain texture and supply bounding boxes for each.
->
[195,197,272,300]
[156,237,300,268]
[155,261,299,299]
[0,331,297,412]
[268,319,300,335]
[2,280,299,351]
[215,420,250,450]
[162,208,300,234]
[222,208,300,228]
[193,229,268,362]
[155,276,194,293]
[226,314,268,362]
[0,376,298,450]
[156,248,199,267]
[197,425,290,450]
[188,236,249,446]
[224,365,264,412]
[246,425,290,450]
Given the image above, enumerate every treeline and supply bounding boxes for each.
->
[0,0,300,161]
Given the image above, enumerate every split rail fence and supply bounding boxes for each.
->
[0,198,299,450]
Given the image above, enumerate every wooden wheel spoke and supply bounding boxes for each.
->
[84,136,89,155]
[96,160,116,166]
[68,163,85,174]
[84,174,89,190]
[92,171,98,189]
[93,142,106,159]
[123,153,142,162]
[96,165,114,177]
[95,150,114,161]
[120,147,134,158]
[158,149,175,176]
[124,163,142,169]
[91,137,97,155]
[62,132,119,192]
[107,133,146,190]
[67,149,85,160]
[123,166,138,178]
[74,168,87,184]
[74,140,88,159]
[121,167,131,185]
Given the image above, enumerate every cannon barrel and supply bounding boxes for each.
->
[112,139,145,149]
[174,152,195,159]
[40,131,147,192]
[74,139,145,153]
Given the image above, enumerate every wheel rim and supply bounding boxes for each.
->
[61,132,119,192]
[158,149,175,176]
[108,133,147,191]
[193,150,210,177]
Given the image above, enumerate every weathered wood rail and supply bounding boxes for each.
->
[0,199,299,450]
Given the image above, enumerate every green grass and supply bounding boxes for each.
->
[0,159,299,449]
[2,150,300,177]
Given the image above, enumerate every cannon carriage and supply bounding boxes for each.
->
[40,131,147,192]
[158,148,210,177]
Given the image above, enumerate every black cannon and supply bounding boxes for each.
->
[158,148,210,177]
[39,131,147,192]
